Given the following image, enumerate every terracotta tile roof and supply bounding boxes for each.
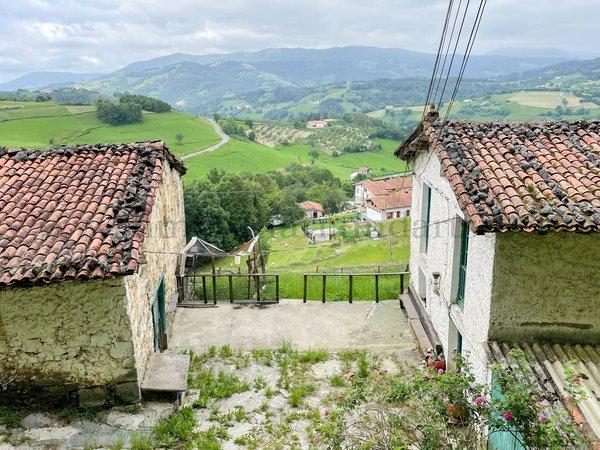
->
[299,201,324,212]
[367,189,412,211]
[0,141,185,287]
[396,118,600,233]
[362,177,412,196]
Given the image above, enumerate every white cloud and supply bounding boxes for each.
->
[0,0,598,82]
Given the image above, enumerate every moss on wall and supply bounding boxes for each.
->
[490,232,600,344]
[0,278,137,402]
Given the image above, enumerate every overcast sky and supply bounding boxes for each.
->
[1,0,598,82]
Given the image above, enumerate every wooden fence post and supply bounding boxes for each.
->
[348,275,353,303]
[275,275,280,302]
[212,274,217,305]
[303,275,308,303]
[202,275,207,304]
[322,275,326,303]
[255,274,261,301]
[375,274,379,303]
[400,273,404,294]
[229,275,234,303]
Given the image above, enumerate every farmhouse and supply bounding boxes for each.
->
[396,109,600,439]
[349,166,371,180]
[365,188,412,222]
[0,141,187,407]
[306,119,327,129]
[355,176,412,222]
[298,200,324,219]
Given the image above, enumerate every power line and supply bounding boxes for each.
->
[422,0,455,120]
[432,0,465,107]
[434,0,472,111]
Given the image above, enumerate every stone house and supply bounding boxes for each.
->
[298,200,324,219]
[0,141,186,407]
[396,111,600,440]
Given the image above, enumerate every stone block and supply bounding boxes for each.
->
[78,387,106,408]
[115,381,141,404]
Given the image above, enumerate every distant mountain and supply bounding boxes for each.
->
[113,46,569,83]
[503,57,600,82]
[0,71,104,91]
[73,46,572,115]
[487,47,599,61]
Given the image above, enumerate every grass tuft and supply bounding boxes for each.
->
[153,406,197,448]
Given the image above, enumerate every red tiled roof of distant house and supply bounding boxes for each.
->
[367,188,412,211]
[0,141,185,286]
[363,177,412,196]
[298,201,324,213]
[397,117,600,233]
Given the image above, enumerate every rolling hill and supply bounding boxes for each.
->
[63,46,572,116]
[0,71,103,90]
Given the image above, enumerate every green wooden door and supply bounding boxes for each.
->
[152,278,166,352]
[488,377,526,450]
[456,219,469,308]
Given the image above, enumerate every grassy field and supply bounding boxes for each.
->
[197,219,410,301]
[183,138,406,181]
[371,91,600,124]
[0,100,220,155]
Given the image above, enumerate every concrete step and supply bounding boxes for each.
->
[141,352,190,408]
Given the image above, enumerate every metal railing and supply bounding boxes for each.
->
[179,271,409,304]
[302,272,409,303]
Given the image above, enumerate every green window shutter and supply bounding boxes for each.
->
[456,219,469,309]
[423,185,432,252]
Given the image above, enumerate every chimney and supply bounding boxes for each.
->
[424,104,439,123]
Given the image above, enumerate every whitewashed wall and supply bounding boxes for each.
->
[409,150,496,383]
[365,206,411,222]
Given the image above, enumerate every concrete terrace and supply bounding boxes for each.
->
[171,299,419,356]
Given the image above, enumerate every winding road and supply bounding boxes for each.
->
[181,117,230,160]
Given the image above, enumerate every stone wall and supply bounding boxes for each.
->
[490,232,600,344]
[0,279,137,405]
[123,158,186,383]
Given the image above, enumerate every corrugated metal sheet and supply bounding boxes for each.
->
[487,341,600,440]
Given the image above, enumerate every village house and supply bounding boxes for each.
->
[0,141,187,407]
[355,176,412,222]
[306,119,327,129]
[349,166,371,180]
[298,200,324,219]
[396,109,600,442]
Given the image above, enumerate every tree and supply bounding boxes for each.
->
[247,131,256,141]
[183,180,234,250]
[96,100,142,125]
[175,132,184,144]
[119,93,171,112]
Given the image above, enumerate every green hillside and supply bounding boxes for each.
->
[0,101,220,155]
[183,138,406,181]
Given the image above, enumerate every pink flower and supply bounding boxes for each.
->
[437,368,445,374]
[423,372,430,381]
[502,411,513,422]
[539,413,548,423]
[474,396,486,406]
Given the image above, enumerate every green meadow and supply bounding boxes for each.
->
[183,138,406,181]
[0,101,220,155]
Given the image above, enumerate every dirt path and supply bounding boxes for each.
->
[181,117,230,160]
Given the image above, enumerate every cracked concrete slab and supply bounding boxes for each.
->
[171,300,417,355]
